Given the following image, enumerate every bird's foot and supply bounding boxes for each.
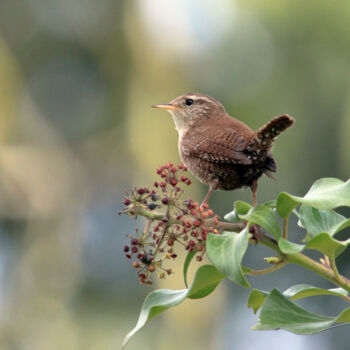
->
[249,224,265,243]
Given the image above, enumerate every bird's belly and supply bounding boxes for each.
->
[181,155,265,191]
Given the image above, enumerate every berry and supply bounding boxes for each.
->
[181,175,187,182]
[167,239,174,246]
[123,245,130,252]
[170,179,178,186]
[133,261,140,268]
[148,265,155,272]
[123,198,131,206]
[131,238,139,245]
[137,188,145,195]
[125,254,131,259]
[154,181,159,187]
[131,246,138,253]
[148,203,157,210]
[162,197,169,205]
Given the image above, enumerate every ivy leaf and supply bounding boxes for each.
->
[247,289,268,314]
[298,205,350,238]
[277,178,350,218]
[278,233,350,257]
[183,249,197,288]
[254,289,350,334]
[224,201,252,222]
[240,205,282,240]
[206,228,250,288]
[248,285,349,315]
[122,265,225,348]
[283,284,348,300]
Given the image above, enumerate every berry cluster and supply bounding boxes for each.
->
[121,162,220,285]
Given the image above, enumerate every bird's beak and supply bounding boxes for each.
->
[152,103,178,110]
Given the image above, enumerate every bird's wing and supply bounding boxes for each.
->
[182,127,252,165]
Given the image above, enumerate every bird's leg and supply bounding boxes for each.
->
[250,180,258,207]
[249,180,264,240]
[201,184,215,207]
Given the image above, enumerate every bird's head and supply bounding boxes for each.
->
[153,92,226,135]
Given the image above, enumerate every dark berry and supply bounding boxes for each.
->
[123,198,131,206]
[131,246,138,253]
[131,238,139,245]
[148,203,157,210]
[137,188,145,195]
[125,254,131,259]
[162,197,169,205]
[123,245,130,252]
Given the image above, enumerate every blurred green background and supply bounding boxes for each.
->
[0,0,350,349]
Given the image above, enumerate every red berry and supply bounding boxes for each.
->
[154,181,159,187]
[160,181,166,188]
[170,166,177,173]
[167,239,174,246]
[188,240,195,247]
[161,171,167,178]
[162,197,169,205]
[170,179,178,186]
[123,198,131,206]
[131,246,138,253]
[123,245,130,252]
[186,179,192,185]
[181,175,187,182]
[148,265,155,272]
[137,188,145,195]
[125,254,131,259]
[131,238,139,245]
[171,254,177,259]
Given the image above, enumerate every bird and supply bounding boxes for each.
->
[152,92,294,207]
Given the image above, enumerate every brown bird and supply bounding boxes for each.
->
[153,93,294,207]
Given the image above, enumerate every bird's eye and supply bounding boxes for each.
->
[185,98,194,106]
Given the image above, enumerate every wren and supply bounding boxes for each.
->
[153,92,294,206]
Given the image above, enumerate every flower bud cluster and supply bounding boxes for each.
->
[121,162,220,284]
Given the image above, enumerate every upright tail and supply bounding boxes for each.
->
[249,114,295,152]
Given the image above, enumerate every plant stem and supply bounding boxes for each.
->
[330,255,343,285]
[248,261,287,276]
[283,217,288,239]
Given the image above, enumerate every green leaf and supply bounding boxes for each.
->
[224,200,252,222]
[248,285,349,315]
[283,284,348,300]
[122,265,225,348]
[278,238,305,254]
[183,249,197,288]
[298,205,350,238]
[240,205,282,240]
[254,289,350,334]
[206,228,250,288]
[277,178,350,218]
[278,233,350,257]
[247,289,268,314]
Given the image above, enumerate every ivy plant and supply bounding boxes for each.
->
[120,163,350,348]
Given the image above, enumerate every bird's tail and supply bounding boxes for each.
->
[249,114,295,152]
